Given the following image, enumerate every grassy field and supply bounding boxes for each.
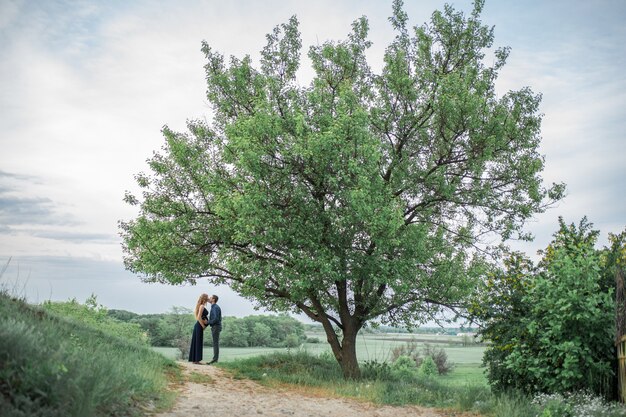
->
[154,330,487,386]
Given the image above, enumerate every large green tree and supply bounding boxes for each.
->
[120,0,563,378]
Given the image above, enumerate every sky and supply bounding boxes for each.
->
[0,0,624,316]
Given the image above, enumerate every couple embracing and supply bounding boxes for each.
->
[189,293,222,365]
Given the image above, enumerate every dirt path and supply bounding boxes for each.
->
[154,361,458,417]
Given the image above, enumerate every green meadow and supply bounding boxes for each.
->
[154,330,487,387]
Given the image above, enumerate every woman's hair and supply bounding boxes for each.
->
[195,293,209,316]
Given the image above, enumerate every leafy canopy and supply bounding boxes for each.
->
[121,0,563,341]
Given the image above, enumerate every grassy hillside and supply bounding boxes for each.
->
[0,292,178,417]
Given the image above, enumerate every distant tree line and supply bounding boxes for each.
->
[304,322,478,336]
[108,309,307,348]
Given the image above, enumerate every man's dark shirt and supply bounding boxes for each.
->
[209,303,222,327]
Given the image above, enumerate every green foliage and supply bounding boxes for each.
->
[474,217,618,397]
[42,295,149,346]
[361,360,393,380]
[391,355,418,380]
[470,251,535,391]
[284,333,300,348]
[107,308,138,322]
[422,344,454,375]
[120,0,564,378]
[419,356,438,377]
[217,345,625,414]
[0,293,175,417]
[221,315,306,348]
[250,322,272,347]
[509,223,614,394]
[154,306,194,358]
[391,341,453,375]
[129,314,166,345]
[221,317,250,347]
[109,308,305,349]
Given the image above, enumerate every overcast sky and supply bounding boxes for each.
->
[0,0,624,316]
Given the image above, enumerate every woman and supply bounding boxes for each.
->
[189,293,209,364]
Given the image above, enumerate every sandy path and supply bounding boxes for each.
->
[154,361,457,417]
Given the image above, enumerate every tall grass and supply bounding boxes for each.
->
[220,349,491,412]
[0,291,178,417]
[220,350,626,416]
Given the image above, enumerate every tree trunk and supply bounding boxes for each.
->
[319,319,361,379]
[337,328,360,379]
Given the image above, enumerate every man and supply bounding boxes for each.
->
[207,294,222,364]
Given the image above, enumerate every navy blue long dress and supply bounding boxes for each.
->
[188,307,208,362]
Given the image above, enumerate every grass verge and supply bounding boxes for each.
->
[0,292,179,417]
[218,350,626,417]
[219,350,494,413]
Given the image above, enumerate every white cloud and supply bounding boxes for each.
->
[0,0,624,314]
[0,0,23,31]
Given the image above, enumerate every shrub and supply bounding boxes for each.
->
[506,219,616,395]
[174,334,192,359]
[361,360,393,380]
[474,218,620,397]
[284,333,300,348]
[422,344,454,375]
[419,356,438,377]
[390,341,453,375]
[391,355,417,380]
[391,339,419,363]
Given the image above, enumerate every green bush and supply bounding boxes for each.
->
[507,219,615,395]
[474,218,620,397]
[284,333,301,348]
[422,344,454,375]
[391,355,417,380]
[419,356,438,377]
[390,341,453,375]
